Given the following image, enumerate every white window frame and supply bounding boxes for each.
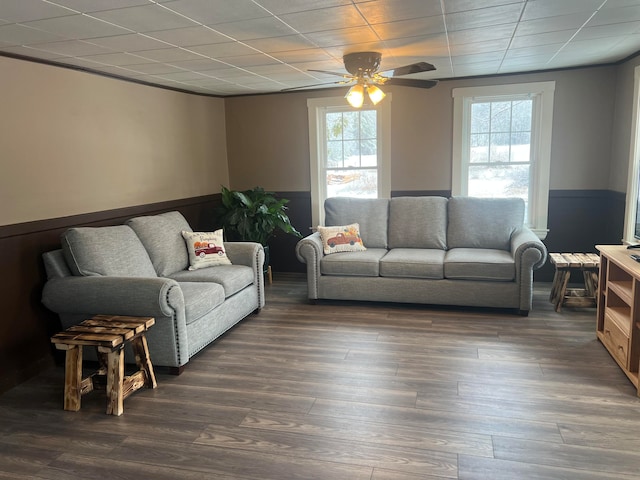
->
[623,65,640,244]
[452,82,555,240]
[307,95,391,227]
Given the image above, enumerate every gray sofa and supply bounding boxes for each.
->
[41,211,265,372]
[296,196,547,314]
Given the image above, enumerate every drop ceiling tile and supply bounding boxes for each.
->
[134,47,203,62]
[279,5,368,33]
[521,0,603,21]
[447,23,517,46]
[50,0,150,13]
[504,44,564,59]
[88,33,171,51]
[167,58,228,70]
[161,0,271,25]
[445,3,525,31]
[29,39,117,57]
[589,5,640,26]
[510,29,576,49]
[189,42,258,58]
[574,22,640,41]
[124,62,186,74]
[444,0,525,14]
[146,26,230,46]
[77,51,155,66]
[211,17,298,41]
[0,45,66,60]
[272,48,334,63]
[450,38,511,56]
[22,14,131,39]
[0,0,73,23]
[451,51,505,65]
[384,35,451,58]
[371,16,446,41]
[0,24,68,45]
[91,5,197,33]
[356,0,442,24]
[213,53,280,68]
[305,26,381,48]
[154,70,211,81]
[244,34,317,53]
[453,62,502,76]
[253,0,352,15]
[515,13,592,36]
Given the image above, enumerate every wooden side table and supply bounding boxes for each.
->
[549,253,600,312]
[51,315,157,416]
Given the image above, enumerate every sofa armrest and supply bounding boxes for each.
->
[41,276,184,317]
[511,228,547,271]
[295,232,324,299]
[224,241,265,308]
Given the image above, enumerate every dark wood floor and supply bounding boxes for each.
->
[2,274,640,479]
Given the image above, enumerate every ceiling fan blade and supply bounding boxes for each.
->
[385,78,439,89]
[308,69,352,78]
[280,80,353,92]
[385,62,436,77]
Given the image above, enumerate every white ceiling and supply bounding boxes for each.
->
[1,0,639,96]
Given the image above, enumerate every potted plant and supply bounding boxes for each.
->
[217,186,302,272]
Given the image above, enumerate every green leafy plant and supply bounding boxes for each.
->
[217,186,302,246]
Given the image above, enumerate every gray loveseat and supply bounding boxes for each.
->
[296,196,547,314]
[42,211,265,372]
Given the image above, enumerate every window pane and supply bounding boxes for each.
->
[511,132,530,162]
[342,111,359,139]
[343,140,360,167]
[490,132,510,163]
[512,99,532,131]
[470,133,489,163]
[360,110,377,138]
[468,163,530,216]
[491,102,512,132]
[326,141,342,167]
[471,103,490,133]
[326,113,344,141]
[326,169,378,198]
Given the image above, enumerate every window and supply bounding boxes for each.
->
[623,65,640,244]
[452,82,555,239]
[307,96,391,226]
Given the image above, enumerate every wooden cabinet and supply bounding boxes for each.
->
[596,245,640,395]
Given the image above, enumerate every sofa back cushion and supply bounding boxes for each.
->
[447,197,524,250]
[388,197,448,249]
[324,197,389,248]
[127,211,191,276]
[62,225,157,277]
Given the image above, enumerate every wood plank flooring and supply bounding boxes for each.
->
[2,274,640,479]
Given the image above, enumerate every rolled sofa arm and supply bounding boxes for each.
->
[224,241,265,308]
[511,228,547,272]
[42,276,184,317]
[295,232,324,299]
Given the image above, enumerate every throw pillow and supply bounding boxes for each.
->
[181,230,232,270]
[317,223,367,255]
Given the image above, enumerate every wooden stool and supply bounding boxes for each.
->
[549,253,600,312]
[51,315,157,416]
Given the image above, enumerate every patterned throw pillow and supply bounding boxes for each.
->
[317,223,367,255]
[181,230,232,270]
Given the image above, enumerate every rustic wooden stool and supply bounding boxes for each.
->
[549,253,600,312]
[51,315,157,416]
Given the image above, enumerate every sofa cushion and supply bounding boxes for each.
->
[447,197,524,250]
[170,264,254,298]
[62,226,157,277]
[317,223,366,254]
[126,211,191,276]
[444,248,515,281]
[380,248,445,279]
[320,248,387,276]
[177,281,225,325]
[181,230,232,270]
[324,197,389,248]
[388,197,448,250]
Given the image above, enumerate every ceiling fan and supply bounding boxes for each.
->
[282,51,438,107]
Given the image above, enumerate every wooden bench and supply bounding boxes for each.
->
[51,315,157,416]
[549,253,600,312]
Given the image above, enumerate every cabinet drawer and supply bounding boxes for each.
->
[602,312,630,367]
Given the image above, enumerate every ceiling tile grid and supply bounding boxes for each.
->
[0,0,638,96]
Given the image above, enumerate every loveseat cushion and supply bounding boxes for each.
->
[320,248,388,276]
[177,281,225,325]
[62,226,157,277]
[388,197,448,249]
[447,197,524,250]
[324,197,389,248]
[380,248,445,279]
[127,211,192,276]
[169,264,254,298]
[444,248,515,281]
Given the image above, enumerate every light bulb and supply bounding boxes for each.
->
[345,84,364,108]
[367,85,386,105]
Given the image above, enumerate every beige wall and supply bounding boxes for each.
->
[225,65,618,193]
[0,56,229,226]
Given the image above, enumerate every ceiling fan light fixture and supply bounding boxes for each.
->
[345,84,364,108]
[367,84,386,105]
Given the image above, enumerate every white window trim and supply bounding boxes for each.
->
[452,82,555,240]
[307,95,391,227]
[623,65,640,245]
